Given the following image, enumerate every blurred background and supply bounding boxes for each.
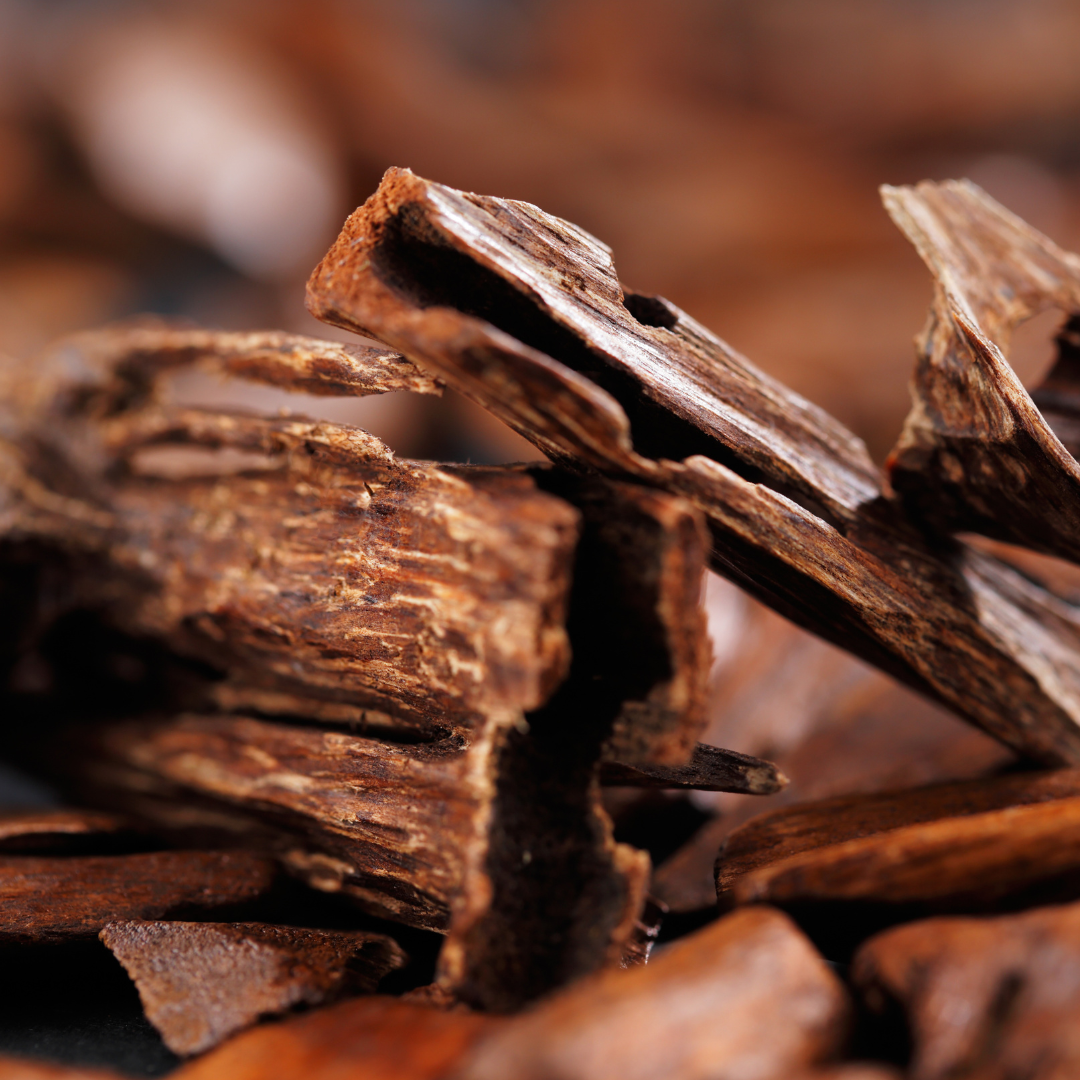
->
[1,0,1077,906]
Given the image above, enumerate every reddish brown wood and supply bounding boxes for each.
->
[453,906,849,1080]
[599,742,787,794]
[305,167,1080,766]
[717,772,1080,911]
[854,900,1080,1080]
[0,808,139,853]
[0,849,278,943]
[100,920,406,1055]
[173,996,500,1080]
[0,1061,122,1079]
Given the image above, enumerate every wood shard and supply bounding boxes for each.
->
[854,900,1080,1080]
[0,808,140,853]
[453,906,849,1080]
[599,742,787,793]
[173,996,500,1080]
[0,850,278,944]
[99,920,407,1056]
[718,768,1080,910]
[882,179,1080,562]
[305,166,1080,767]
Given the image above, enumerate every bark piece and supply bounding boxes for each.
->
[99,920,406,1056]
[854,901,1080,1080]
[0,808,139,853]
[452,906,849,1080]
[173,996,500,1080]
[882,179,1080,562]
[0,849,278,943]
[306,167,1080,766]
[599,742,787,793]
[718,770,1080,911]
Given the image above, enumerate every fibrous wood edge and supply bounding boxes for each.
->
[99,920,407,1055]
[882,179,1080,563]
[305,167,1080,766]
[599,742,787,793]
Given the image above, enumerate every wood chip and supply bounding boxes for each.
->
[452,906,849,1080]
[305,167,1080,766]
[599,741,787,794]
[854,900,1080,1080]
[172,996,500,1080]
[718,769,1080,911]
[100,920,406,1056]
[0,808,139,853]
[0,850,278,944]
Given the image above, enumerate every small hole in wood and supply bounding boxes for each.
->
[624,293,678,330]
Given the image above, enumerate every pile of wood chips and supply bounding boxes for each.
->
[4,170,1080,1079]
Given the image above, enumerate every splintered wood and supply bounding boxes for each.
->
[6,170,1080,1077]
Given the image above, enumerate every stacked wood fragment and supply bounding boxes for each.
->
[4,171,1080,1078]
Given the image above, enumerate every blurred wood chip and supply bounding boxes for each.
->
[99,920,406,1056]
[854,900,1080,1080]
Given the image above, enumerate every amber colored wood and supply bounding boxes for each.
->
[882,180,1080,564]
[599,742,787,794]
[854,900,1080,1080]
[100,920,406,1056]
[452,906,849,1080]
[718,767,1080,895]
[722,790,1080,911]
[305,167,1080,766]
[173,996,500,1080]
[0,850,278,943]
[0,1061,123,1079]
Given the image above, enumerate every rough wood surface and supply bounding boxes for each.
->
[0,849,278,943]
[173,996,500,1080]
[598,742,787,794]
[854,900,1080,1080]
[719,778,1080,912]
[100,920,406,1055]
[452,906,849,1080]
[306,167,1080,766]
[883,179,1080,563]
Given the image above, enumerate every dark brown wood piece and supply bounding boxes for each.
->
[854,900,1080,1080]
[0,849,278,944]
[599,741,787,794]
[100,920,407,1056]
[0,808,140,853]
[452,906,850,1080]
[305,167,1080,766]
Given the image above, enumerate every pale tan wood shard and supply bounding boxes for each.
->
[305,166,1080,766]
[882,180,1080,564]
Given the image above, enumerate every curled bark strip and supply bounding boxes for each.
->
[306,167,1080,765]
[883,180,1080,561]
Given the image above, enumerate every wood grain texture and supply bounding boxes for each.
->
[719,776,1080,911]
[0,808,140,853]
[717,767,1080,896]
[306,167,1080,766]
[0,849,278,943]
[100,920,406,1055]
[173,996,500,1080]
[854,901,1080,1080]
[883,180,1080,562]
[451,906,849,1080]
